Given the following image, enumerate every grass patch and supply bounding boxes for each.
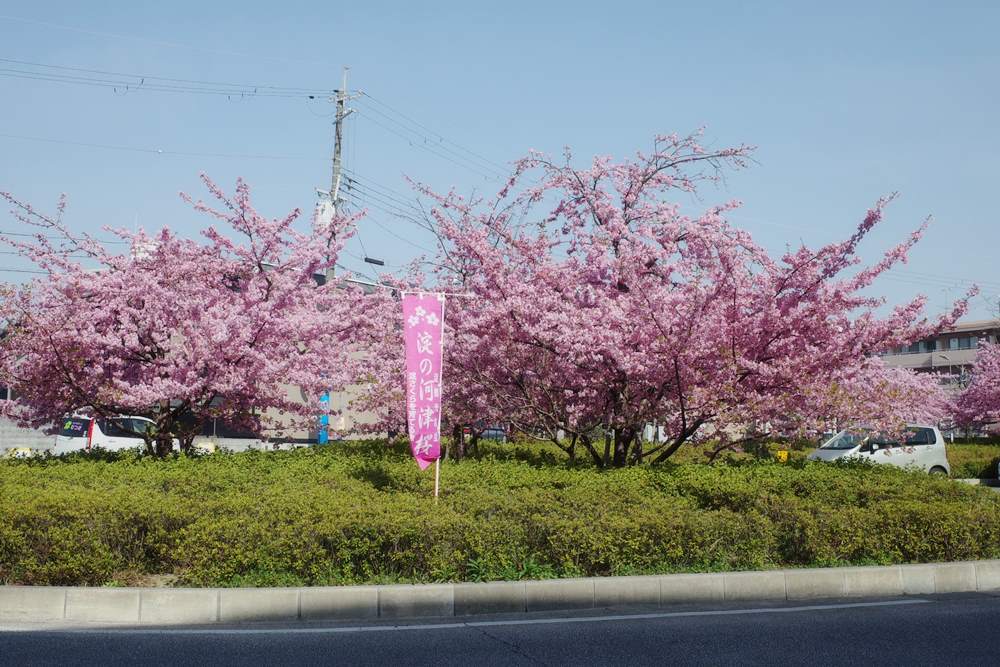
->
[1,440,999,587]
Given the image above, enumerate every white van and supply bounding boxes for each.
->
[52,415,158,454]
[807,425,950,475]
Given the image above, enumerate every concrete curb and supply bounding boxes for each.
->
[2,560,999,625]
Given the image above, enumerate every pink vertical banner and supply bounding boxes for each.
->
[403,293,445,470]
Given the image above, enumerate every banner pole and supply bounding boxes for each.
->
[434,458,440,501]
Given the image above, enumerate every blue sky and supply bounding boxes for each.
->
[1,1,998,317]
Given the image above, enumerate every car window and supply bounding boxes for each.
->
[59,417,90,438]
[820,430,868,450]
[905,428,935,445]
[101,418,144,439]
[129,419,153,437]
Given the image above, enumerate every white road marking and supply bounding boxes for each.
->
[1,599,931,635]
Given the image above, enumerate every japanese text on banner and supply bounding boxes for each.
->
[402,293,445,470]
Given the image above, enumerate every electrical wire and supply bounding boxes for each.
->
[353,108,500,181]
[343,180,424,223]
[359,91,508,173]
[893,269,1000,290]
[336,198,371,259]
[0,249,89,257]
[0,68,328,99]
[0,267,46,274]
[343,193,438,254]
[0,57,334,94]
[355,99,507,177]
[344,168,422,211]
[0,229,130,245]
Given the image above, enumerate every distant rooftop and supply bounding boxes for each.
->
[943,319,1000,334]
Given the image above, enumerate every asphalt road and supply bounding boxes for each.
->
[2,594,998,666]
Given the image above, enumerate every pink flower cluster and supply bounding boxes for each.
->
[0,176,376,454]
[350,132,969,465]
[0,131,976,463]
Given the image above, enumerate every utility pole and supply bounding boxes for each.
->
[320,66,355,222]
[317,67,355,446]
[318,67,357,265]
[330,67,352,212]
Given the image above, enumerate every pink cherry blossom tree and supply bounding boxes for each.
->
[954,342,1000,431]
[0,177,369,456]
[353,131,972,465]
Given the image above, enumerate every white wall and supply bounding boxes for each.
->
[0,417,53,451]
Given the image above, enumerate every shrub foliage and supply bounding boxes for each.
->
[1,441,999,587]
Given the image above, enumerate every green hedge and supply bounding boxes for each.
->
[1,442,999,587]
[945,444,1000,479]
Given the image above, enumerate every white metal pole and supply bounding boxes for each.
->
[434,457,440,501]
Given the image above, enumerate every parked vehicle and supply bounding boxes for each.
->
[807,425,950,475]
[52,415,162,454]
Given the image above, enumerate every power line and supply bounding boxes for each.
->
[343,189,434,243]
[0,250,89,257]
[354,102,505,179]
[358,91,508,173]
[0,68,329,99]
[354,108,500,180]
[344,168,422,211]
[0,57,332,94]
[355,99,507,177]
[343,182,428,227]
[342,193,438,254]
[0,267,46,274]
[0,229,131,245]
[877,270,1000,292]
[344,179,424,222]
[894,269,1000,290]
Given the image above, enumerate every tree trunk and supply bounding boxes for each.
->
[652,430,694,464]
[632,429,644,464]
[155,434,173,458]
[451,424,465,461]
[612,427,634,467]
[579,434,603,466]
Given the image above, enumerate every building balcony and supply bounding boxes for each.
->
[880,348,979,370]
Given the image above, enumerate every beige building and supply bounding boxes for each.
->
[879,318,1000,386]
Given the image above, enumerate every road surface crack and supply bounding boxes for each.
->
[471,624,549,666]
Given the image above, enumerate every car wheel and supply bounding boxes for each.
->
[928,466,948,476]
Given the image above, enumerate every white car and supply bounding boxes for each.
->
[52,415,159,454]
[807,425,951,475]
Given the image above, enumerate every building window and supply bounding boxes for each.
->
[947,336,979,350]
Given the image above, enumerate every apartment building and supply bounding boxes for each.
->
[879,318,1000,386]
